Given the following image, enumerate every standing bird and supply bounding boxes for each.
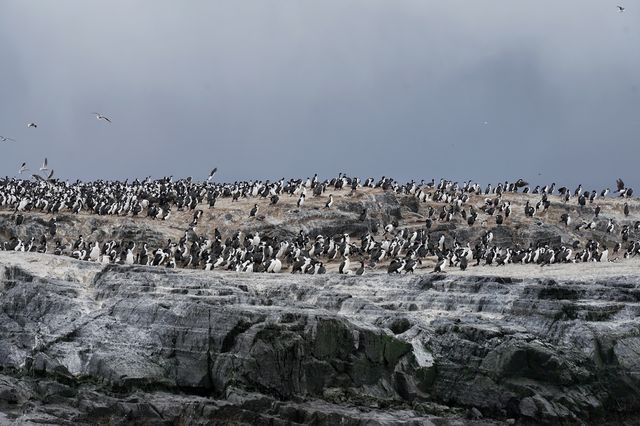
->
[27,123,37,128]
[92,112,112,123]
[18,162,29,174]
[249,203,258,217]
[39,158,49,171]
[624,203,630,217]
[325,194,334,209]
[459,256,468,271]
[338,255,350,274]
[48,217,57,237]
[432,257,447,273]
[207,167,217,182]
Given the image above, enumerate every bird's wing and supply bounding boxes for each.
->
[103,116,112,122]
[210,167,217,176]
[47,169,55,179]
[44,158,48,167]
[617,178,625,191]
[32,174,44,181]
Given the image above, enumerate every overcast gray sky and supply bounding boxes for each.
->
[0,1,638,189]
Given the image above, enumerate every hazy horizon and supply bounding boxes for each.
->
[1,1,638,190]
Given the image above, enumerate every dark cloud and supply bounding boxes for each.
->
[0,1,638,190]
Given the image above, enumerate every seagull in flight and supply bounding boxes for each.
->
[207,167,218,182]
[40,158,49,171]
[618,5,625,12]
[92,112,112,123]
[27,123,37,128]
[0,136,16,142]
[18,162,29,174]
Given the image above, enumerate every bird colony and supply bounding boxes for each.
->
[1,172,639,276]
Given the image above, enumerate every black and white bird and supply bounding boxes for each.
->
[338,255,350,274]
[617,5,625,12]
[324,194,333,209]
[18,162,29,174]
[249,203,258,217]
[39,158,49,171]
[92,112,112,123]
[606,219,615,234]
[615,178,634,198]
[432,257,447,273]
[27,123,37,128]
[207,168,217,182]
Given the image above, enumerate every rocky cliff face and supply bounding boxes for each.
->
[1,251,640,425]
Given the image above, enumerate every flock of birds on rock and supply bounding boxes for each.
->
[0,172,639,275]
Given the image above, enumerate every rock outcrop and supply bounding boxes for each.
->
[1,251,640,424]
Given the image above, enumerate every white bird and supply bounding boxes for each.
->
[89,242,101,261]
[92,112,111,123]
[27,123,37,128]
[39,158,49,171]
[18,162,29,174]
[0,136,16,142]
[125,248,135,265]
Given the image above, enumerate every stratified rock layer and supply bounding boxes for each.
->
[1,251,640,425]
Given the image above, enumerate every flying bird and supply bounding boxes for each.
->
[92,112,112,123]
[616,178,625,192]
[27,123,37,128]
[514,178,528,188]
[18,162,29,174]
[207,167,217,182]
[617,5,625,12]
[40,158,49,171]
[0,136,16,142]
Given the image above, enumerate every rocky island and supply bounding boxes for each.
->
[1,176,639,425]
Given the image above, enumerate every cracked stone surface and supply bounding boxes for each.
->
[1,251,640,425]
